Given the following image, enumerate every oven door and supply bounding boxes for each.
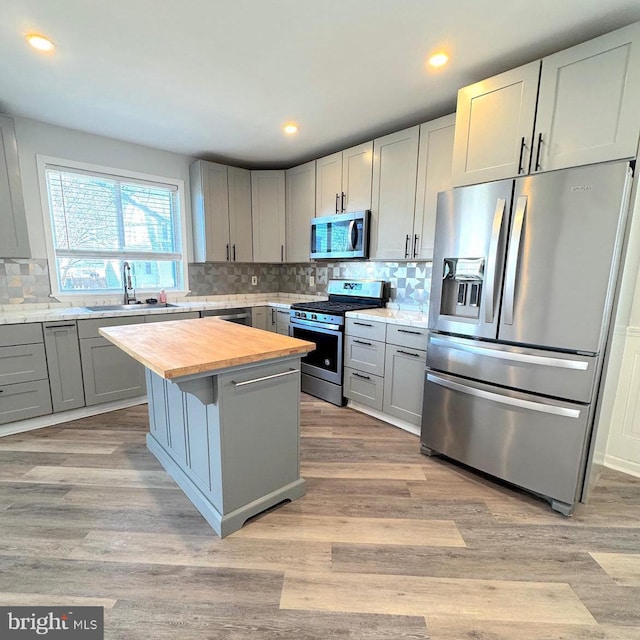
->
[289,318,343,385]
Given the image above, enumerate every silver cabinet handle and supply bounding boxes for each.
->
[430,336,590,370]
[398,329,423,335]
[485,197,505,324]
[352,372,371,380]
[426,373,581,419]
[398,349,421,358]
[44,323,76,329]
[404,234,410,258]
[353,339,372,346]
[353,322,373,327]
[335,193,340,214]
[504,196,527,325]
[281,245,284,261]
[413,234,419,258]
[271,308,276,324]
[233,368,299,387]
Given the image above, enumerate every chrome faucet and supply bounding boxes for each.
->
[123,262,137,304]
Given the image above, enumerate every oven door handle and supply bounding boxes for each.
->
[290,318,342,333]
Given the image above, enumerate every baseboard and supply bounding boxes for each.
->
[604,454,640,478]
[347,401,420,437]
[0,396,148,438]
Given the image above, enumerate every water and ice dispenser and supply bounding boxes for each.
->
[440,258,484,319]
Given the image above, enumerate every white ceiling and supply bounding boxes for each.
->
[2,0,640,168]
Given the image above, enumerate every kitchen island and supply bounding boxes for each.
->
[100,317,315,537]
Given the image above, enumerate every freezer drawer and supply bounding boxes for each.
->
[427,334,598,403]
[420,371,592,510]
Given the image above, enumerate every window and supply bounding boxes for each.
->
[39,158,187,297]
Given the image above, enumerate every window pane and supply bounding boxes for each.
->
[56,258,178,293]
[121,184,177,253]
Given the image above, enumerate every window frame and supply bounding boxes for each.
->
[37,155,190,301]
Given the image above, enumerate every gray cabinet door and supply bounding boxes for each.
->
[0,115,30,257]
[80,337,146,406]
[43,322,85,412]
[0,380,52,425]
[383,345,426,426]
[251,307,268,330]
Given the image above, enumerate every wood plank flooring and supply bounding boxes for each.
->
[0,394,639,639]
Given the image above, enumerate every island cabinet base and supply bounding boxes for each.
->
[145,356,306,538]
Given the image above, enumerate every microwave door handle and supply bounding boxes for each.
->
[503,195,527,326]
[348,220,356,250]
[484,198,506,324]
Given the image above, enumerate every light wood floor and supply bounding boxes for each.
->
[0,394,639,639]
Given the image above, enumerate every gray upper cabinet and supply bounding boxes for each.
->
[0,115,30,258]
[533,22,640,173]
[190,160,253,262]
[285,160,316,263]
[452,22,640,186]
[451,62,540,187]
[315,141,373,217]
[251,170,286,262]
[413,114,456,260]
[43,321,85,412]
[370,126,420,259]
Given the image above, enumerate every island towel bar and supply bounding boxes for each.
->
[232,368,299,387]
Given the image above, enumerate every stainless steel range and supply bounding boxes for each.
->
[290,280,389,406]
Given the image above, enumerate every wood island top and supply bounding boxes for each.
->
[99,317,316,379]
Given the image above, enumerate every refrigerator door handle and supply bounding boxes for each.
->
[503,195,527,325]
[426,373,582,419]
[429,336,590,370]
[484,198,506,323]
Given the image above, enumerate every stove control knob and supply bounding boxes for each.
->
[312,314,317,320]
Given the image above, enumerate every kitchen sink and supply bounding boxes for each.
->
[84,303,179,311]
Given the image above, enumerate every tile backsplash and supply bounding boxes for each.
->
[1,258,432,308]
[0,259,51,304]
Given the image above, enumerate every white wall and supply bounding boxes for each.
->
[12,116,195,260]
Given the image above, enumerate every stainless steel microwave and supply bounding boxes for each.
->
[310,210,370,260]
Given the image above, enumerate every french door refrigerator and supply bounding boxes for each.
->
[421,161,633,515]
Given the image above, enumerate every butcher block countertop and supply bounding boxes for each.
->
[99,317,315,379]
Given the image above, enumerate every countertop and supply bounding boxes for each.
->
[0,294,324,326]
[99,317,316,379]
[345,307,429,329]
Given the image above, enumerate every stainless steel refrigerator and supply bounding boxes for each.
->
[421,161,633,515]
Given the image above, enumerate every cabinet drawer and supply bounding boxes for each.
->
[0,379,52,425]
[344,336,385,376]
[345,318,386,341]
[0,323,43,347]
[386,324,428,350]
[0,343,48,385]
[78,316,146,339]
[145,312,200,323]
[344,367,383,411]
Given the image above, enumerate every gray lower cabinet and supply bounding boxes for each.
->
[344,367,384,410]
[0,323,51,424]
[275,309,291,335]
[382,344,426,425]
[78,317,146,406]
[146,356,305,537]
[43,322,85,412]
[145,312,200,323]
[251,307,268,330]
[0,380,52,424]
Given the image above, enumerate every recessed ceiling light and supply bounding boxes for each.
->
[283,123,299,135]
[26,33,55,52]
[428,52,448,68]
